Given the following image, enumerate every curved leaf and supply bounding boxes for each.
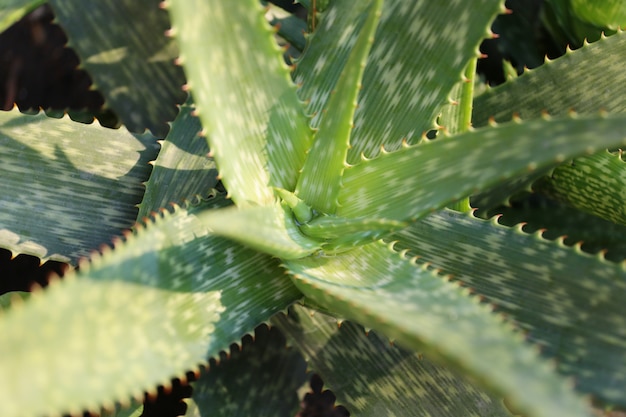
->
[285,242,592,417]
[137,99,218,218]
[48,0,187,137]
[337,115,626,221]
[0,0,45,33]
[0,109,158,262]
[473,31,626,127]
[391,209,626,407]
[274,304,514,417]
[0,205,301,417]
[167,0,312,207]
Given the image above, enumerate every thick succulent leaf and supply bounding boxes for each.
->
[0,0,45,32]
[295,0,504,163]
[533,151,626,226]
[273,304,514,417]
[0,291,29,311]
[197,203,321,259]
[284,242,592,417]
[48,0,187,137]
[337,115,626,221]
[391,209,626,407]
[295,0,380,214]
[167,0,312,207]
[478,197,626,263]
[473,31,626,127]
[185,324,308,417]
[570,0,626,29]
[137,99,218,218]
[267,8,307,52]
[0,109,158,262]
[0,205,301,417]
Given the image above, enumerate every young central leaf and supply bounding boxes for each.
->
[295,0,382,214]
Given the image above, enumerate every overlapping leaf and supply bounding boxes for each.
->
[186,325,308,417]
[295,0,504,163]
[0,204,301,417]
[473,31,626,126]
[137,99,218,219]
[48,0,187,137]
[0,108,158,262]
[337,115,626,221]
[274,305,514,417]
[391,209,626,407]
[167,0,312,207]
[284,242,592,417]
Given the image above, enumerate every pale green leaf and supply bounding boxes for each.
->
[0,205,301,417]
[274,304,514,417]
[295,0,380,214]
[197,203,321,260]
[0,291,29,311]
[337,115,626,221]
[284,242,592,417]
[473,31,626,127]
[391,209,626,407]
[0,109,158,262]
[167,0,312,207]
[186,324,308,417]
[137,99,218,218]
[48,0,187,137]
[0,0,45,33]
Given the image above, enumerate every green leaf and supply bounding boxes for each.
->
[167,0,312,207]
[196,203,321,260]
[478,197,626,263]
[186,324,308,417]
[284,242,592,417]
[337,115,626,221]
[0,0,45,33]
[534,151,626,226]
[137,99,218,218]
[473,31,626,127]
[0,291,29,311]
[296,0,504,163]
[274,305,514,417]
[48,0,187,137]
[0,206,302,417]
[391,209,626,407]
[267,8,307,52]
[570,0,626,30]
[0,109,158,262]
[295,0,381,214]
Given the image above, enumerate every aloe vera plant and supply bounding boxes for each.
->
[1,0,626,416]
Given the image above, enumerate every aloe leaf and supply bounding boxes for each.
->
[274,304,514,417]
[137,99,218,218]
[0,0,45,32]
[0,291,29,311]
[0,109,158,262]
[533,151,626,226]
[295,0,381,214]
[267,8,307,52]
[0,205,301,417]
[296,0,503,163]
[473,31,626,127]
[284,242,592,417]
[167,0,312,207]
[186,324,308,417]
[48,0,187,137]
[337,115,626,221]
[391,209,626,407]
[570,0,626,29]
[196,203,321,260]
[479,197,626,263]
